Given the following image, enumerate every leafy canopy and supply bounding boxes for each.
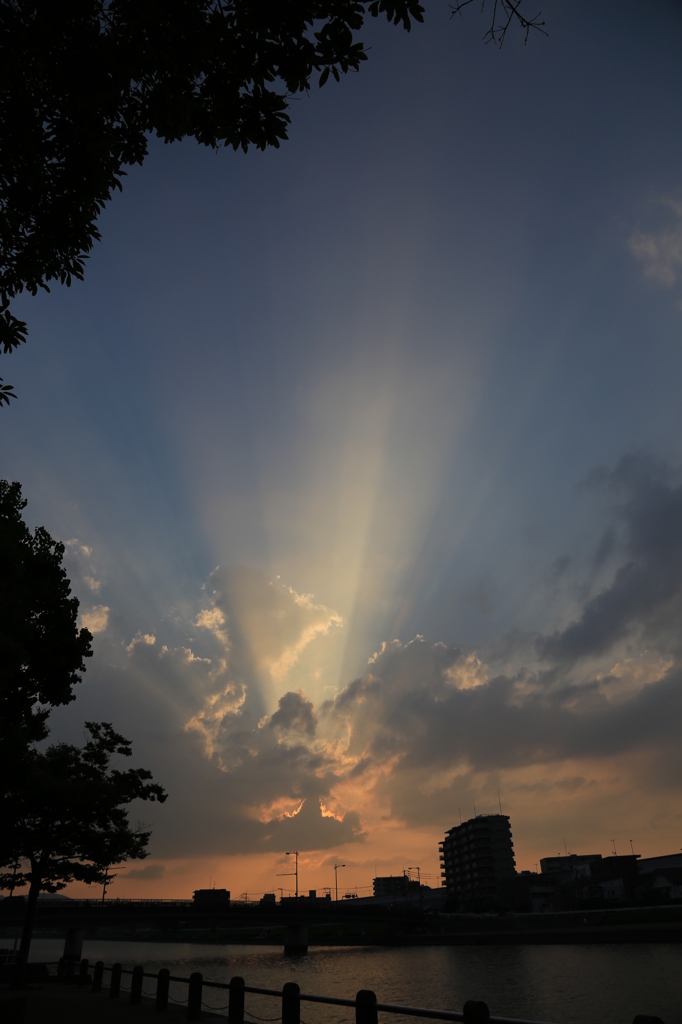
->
[0,721,167,895]
[0,0,425,360]
[0,479,92,761]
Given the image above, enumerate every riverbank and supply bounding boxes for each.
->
[0,982,224,1024]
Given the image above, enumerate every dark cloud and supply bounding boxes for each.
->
[539,455,682,665]
[546,555,572,584]
[327,642,680,773]
[269,691,317,736]
[315,456,682,826]
[323,641,682,825]
[123,864,166,880]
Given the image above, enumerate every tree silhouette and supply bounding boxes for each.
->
[0,0,546,401]
[0,0,425,369]
[450,0,546,48]
[0,722,167,985]
[0,480,92,777]
[0,483,166,982]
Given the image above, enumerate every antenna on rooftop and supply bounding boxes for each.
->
[498,791,502,814]
[563,837,568,857]
[473,800,477,818]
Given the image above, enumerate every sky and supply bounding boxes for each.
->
[3,0,682,900]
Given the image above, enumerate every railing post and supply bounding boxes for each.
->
[110,962,122,999]
[463,1001,490,1023]
[156,968,170,1012]
[228,976,245,1024]
[77,958,89,988]
[282,982,300,1024]
[356,990,377,1024]
[187,971,203,1021]
[131,965,144,1004]
[93,961,104,993]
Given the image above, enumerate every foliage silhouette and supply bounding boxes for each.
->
[450,0,546,48]
[0,721,167,985]
[0,479,92,775]
[0,0,425,369]
[0,1,546,401]
[0,376,16,405]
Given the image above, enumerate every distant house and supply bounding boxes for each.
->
[637,868,682,903]
[637,853,682,875]
[193,888,230,905]
[540,854,603,878]
[372,875,420,899]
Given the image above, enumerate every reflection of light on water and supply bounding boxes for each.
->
[8,938,682,1024]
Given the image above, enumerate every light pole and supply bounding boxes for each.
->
[334,863,345,901]
[286,851,299,899]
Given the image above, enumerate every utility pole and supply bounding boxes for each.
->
[334,863,345,902]
[286,851,299,899]
[101,868,109,906]
[277,852,299,899]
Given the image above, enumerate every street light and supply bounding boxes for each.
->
[285,851,299,899]
[334,863,345,902]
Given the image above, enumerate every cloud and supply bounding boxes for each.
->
[268,690,317,736]
[123,864,166,880]
[81,605,110,634]
[70,456,682,858]
[629,198,682,286]
[539,454,682,665]
[314,454,682,827]
[187,566,342,757]
[195,606,229,648]
[209,566,343,686]
[64,538,104,599]
[126,632,156,653]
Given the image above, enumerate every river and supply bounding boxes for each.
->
[3,937,680,1024]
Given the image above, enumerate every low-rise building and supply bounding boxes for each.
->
[373,875,420,899]
[193,888,230,905]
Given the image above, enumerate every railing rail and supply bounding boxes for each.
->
[52,958,664,1024]
[52,958,557,1024]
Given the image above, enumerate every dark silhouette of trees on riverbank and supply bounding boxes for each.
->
[0,480,92,770]
[0,480,167,985]
[1,724,167,985]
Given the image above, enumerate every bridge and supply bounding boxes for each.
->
[2,896,681,946]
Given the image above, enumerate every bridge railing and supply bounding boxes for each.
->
[55,958,665,1024]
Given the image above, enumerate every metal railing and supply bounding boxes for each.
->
[54,958,666,1024]
[54,958,561,1024]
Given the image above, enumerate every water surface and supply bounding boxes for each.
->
[3,937,680,1024]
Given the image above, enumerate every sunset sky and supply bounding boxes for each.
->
[4,0,682,900]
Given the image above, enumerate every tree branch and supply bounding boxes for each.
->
[450,0,547,47]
